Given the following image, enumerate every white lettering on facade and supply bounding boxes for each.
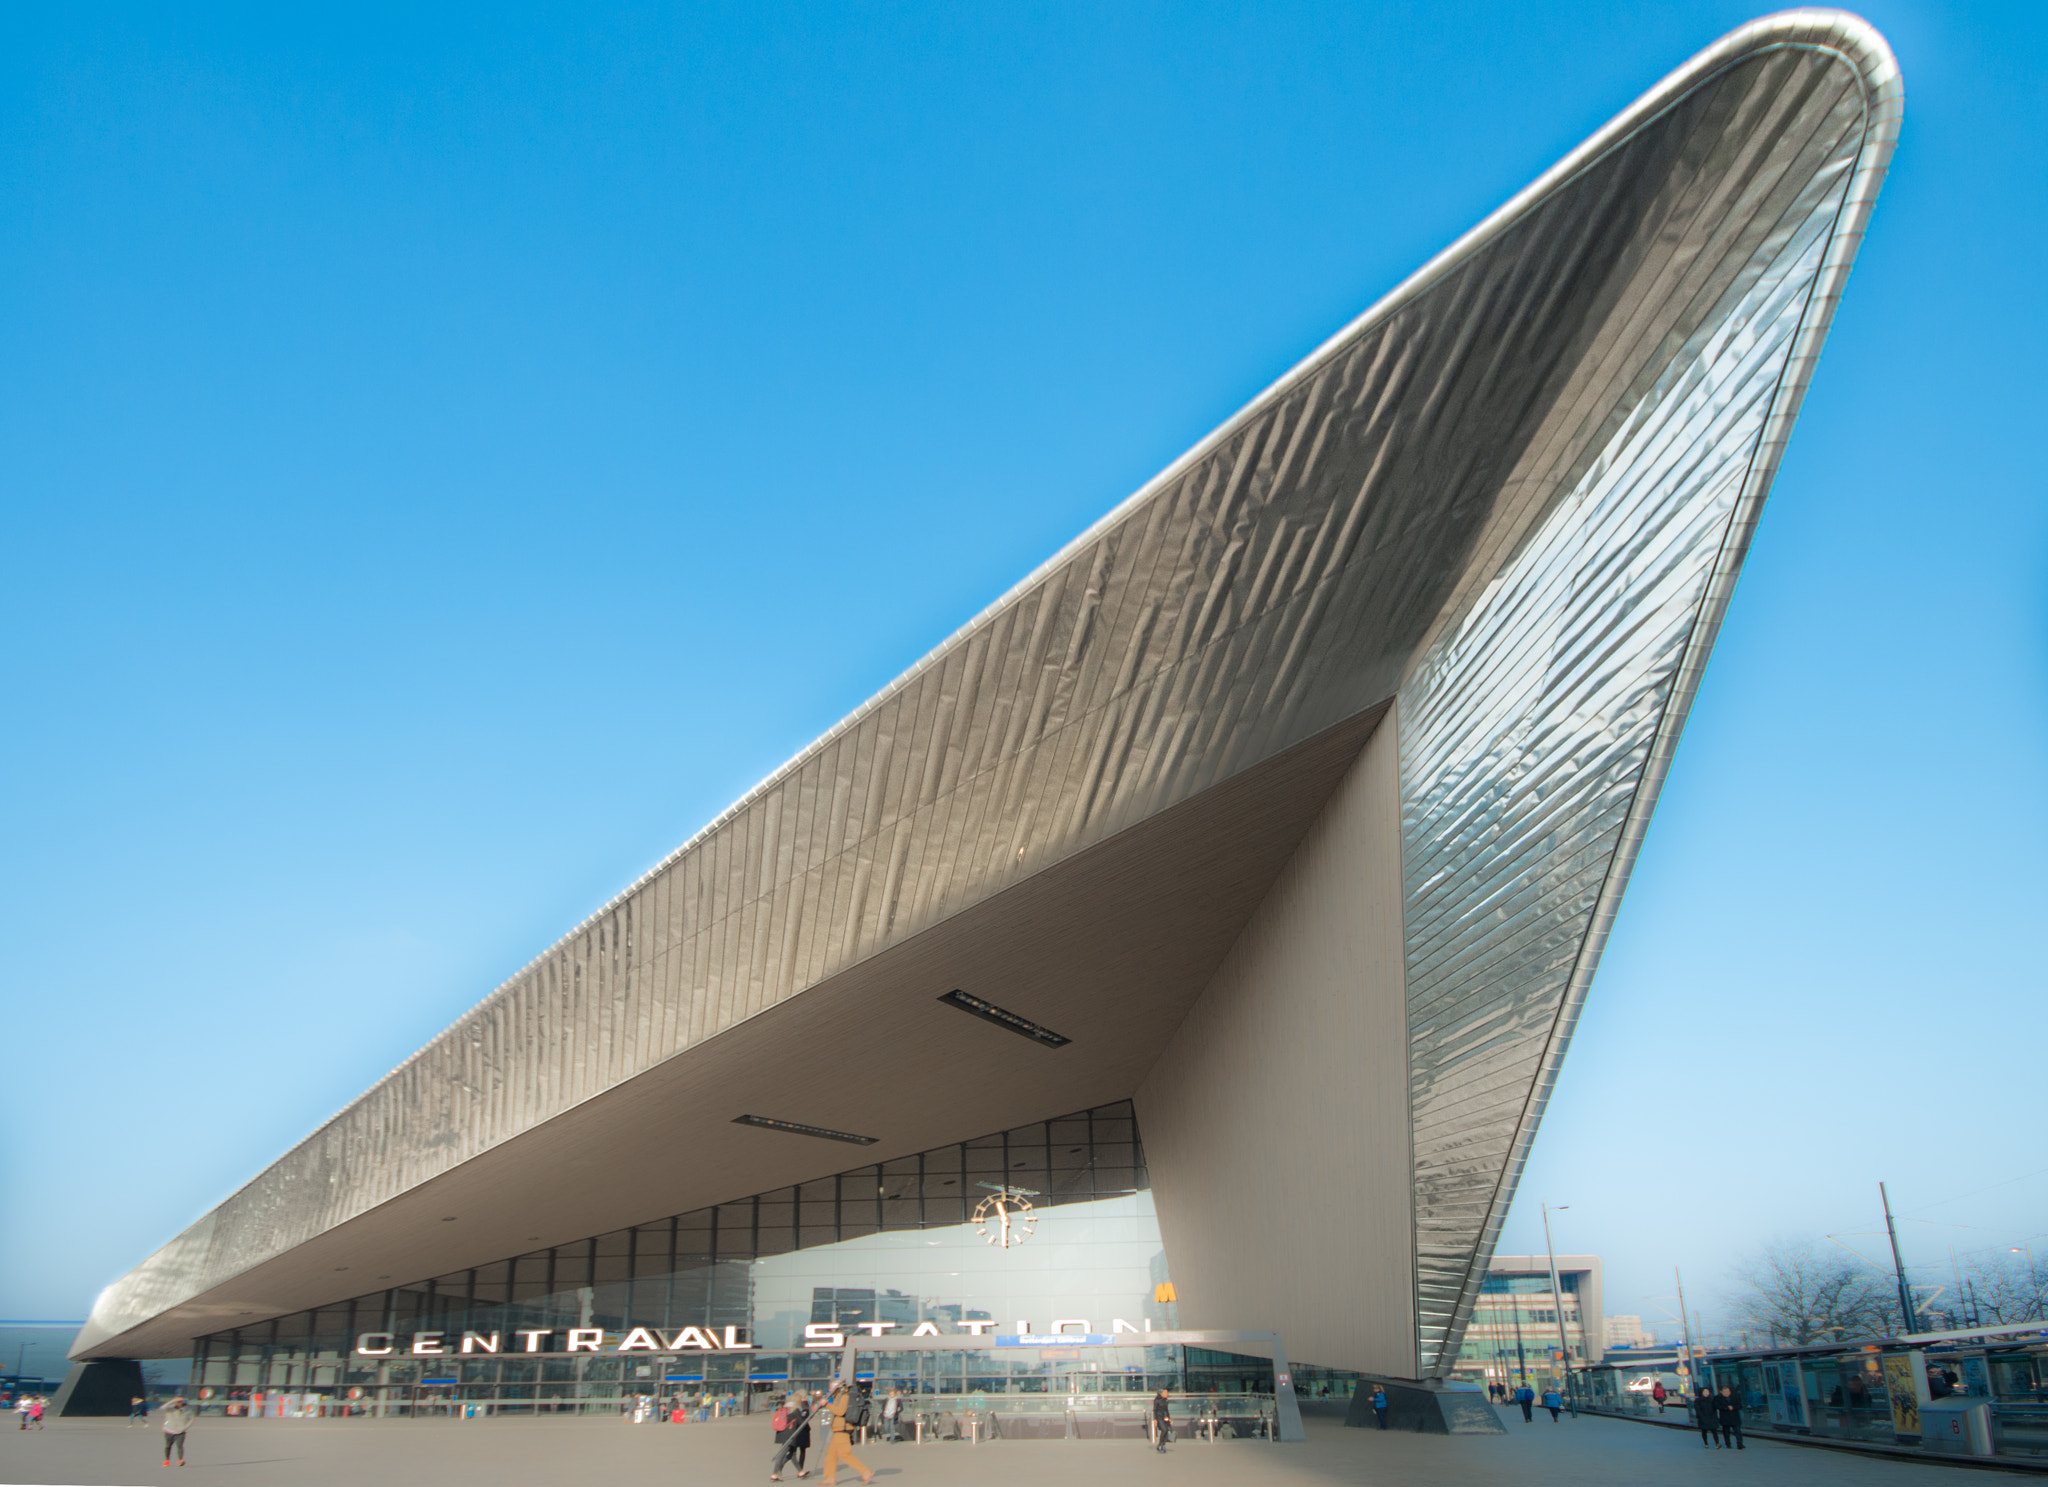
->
[347,1311,1143,1357]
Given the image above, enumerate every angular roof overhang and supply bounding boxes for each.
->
[75,10,1898,1367]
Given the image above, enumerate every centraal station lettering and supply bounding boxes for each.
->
[354,1318,1158,1358]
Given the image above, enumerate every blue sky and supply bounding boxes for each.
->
[2,0,2042,1346]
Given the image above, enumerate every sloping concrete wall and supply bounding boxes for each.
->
[1137,709,1415,1377]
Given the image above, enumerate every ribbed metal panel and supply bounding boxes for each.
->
[1401,23,1899,1377]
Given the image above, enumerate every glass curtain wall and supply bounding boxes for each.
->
[1453,1272,1590,1391]
[192,1101,1191,1417]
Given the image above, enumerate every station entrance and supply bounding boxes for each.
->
[789,1328,1308,1443]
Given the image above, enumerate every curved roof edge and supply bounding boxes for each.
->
[1420,7,1900,1375]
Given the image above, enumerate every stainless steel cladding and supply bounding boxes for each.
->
[1398,18,1899,1377]
[75,11,1897,1378]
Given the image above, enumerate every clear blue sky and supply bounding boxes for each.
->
[2,1,2041,1347]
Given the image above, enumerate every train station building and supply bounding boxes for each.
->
[62,12,1897,1425]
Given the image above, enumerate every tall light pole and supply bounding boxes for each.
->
[1509,1280,1529,1386]
[1880,1182,1919,1334]
[1541,1203,1577,1416]
[1675,1267,1698,1397]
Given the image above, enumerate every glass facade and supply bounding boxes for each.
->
[1453,1271,1592,1391]
[189,1101,1314,1419]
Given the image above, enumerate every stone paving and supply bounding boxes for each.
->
[2,1409,2032,1487]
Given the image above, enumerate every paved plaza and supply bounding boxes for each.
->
[3,1411,2034,1487]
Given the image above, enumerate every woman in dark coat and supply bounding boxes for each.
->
[770,1393,815,1480]
[1694,1387,1719,1448]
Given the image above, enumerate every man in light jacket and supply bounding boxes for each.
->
[160,1396,195,1467]
[819,1384,873,1487]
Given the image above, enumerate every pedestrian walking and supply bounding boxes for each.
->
[1693,1387,1719,1448]
[14,1394,29,1429]
[1370,1385,1389,1429]
[1542,1387,1562,1421]
[1152,1387,1173,1452]
[1514,1383,1534,1423]
[128,1395,148,1427]
[1716,1385,1746,1450]
[28,1396,45,1430]
[160,1396,194,1466]
[818,1384,873,1487]
[769,1392,813,1480]
[1651,1380,1667,1413]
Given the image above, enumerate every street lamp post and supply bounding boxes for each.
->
[1541,1203,1577,1417]
[1675,1268,1700,1402]
[1510,1281,1528,1387]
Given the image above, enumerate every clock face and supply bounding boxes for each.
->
[971,1189,1038,1249]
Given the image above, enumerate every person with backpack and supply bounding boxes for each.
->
[1651,1380,1667,1413]
[769,1392,814,1480]
[818,1383,873,1487]
[880,1388,902,1443]
[1513,1383,1534,1422]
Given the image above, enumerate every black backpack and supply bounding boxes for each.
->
[845,1390,870,1428]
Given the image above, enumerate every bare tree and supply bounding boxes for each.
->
[1965,1254,2048,1324]
[1729,1240,1891,1344]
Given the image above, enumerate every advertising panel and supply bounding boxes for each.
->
[1882,1350,1927,1437]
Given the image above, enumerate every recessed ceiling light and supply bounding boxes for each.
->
[937,989,1070,1048]
[733,1114,878,1146]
